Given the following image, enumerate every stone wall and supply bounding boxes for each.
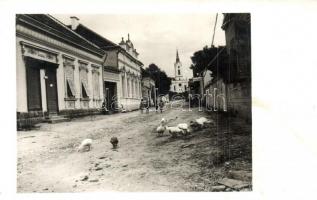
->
[205,78,251,122]
[227,81,251,122]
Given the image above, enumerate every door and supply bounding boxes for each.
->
[26,66,42,111]
[104,81,116,111]
[45,68,58,114]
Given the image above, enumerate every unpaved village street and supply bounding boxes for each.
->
[17,105,252,192]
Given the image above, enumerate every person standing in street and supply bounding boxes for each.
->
[159,99,165,113]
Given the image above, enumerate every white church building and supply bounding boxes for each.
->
[170,50,188,93]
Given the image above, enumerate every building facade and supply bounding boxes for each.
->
[117,35,143,111]
[69,17,144,112]
[170,50,188,93]
[69,19,121,112]
[221,13,251,120]
[202,13,251,120]
[16,14,104,126]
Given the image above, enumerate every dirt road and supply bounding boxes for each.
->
[17,105,252,192]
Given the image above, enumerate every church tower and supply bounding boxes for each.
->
[170,49,188,93]
[174,50,183,80]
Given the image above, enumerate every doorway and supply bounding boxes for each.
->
[26,65,42,111]
[104,81,117,111]
[24,56,59,116]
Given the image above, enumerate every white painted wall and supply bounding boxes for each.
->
[117,51,142,111]
[56,53,65,110]
[40,69,47,112]
[16,26,104,113]
[170,79,189,93]
[16,38,28,112]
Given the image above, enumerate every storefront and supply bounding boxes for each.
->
[16,14,104,127]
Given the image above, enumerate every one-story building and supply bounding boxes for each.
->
[69,17,144,111]
[16,14,104,127]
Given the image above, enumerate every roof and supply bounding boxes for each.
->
[176,49,180,63]
[71,24,117,49]
[72,23,143,67]
[16,14,105,57]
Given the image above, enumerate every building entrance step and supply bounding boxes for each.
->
[44,115,70,124]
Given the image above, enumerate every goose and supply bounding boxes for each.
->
[77,139,92,152]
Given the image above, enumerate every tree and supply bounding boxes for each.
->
[145,63,171,95]
[190,46,230,82]
[190,46,218,77]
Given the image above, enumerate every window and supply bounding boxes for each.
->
[82,82,88,98]
[179,83,182,87]
[135,80,138,98]
[122,75,125,97]
[174,85,176,91]
[63,56,76,98]
[178,70,181,75]
[184,85,187,91]
[130,79,133,98]
[66,79,76,97]
[92,69,100,99]
[132,80,135,98]
[127,78,130,97]
[79,62,89,98]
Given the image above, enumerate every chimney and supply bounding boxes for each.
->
[70,16,79,30]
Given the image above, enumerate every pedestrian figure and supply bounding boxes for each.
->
[140,98,144,114]
[144,99,150,114]
[101,98,107,114]
[159,99,165,113]
[140,98,149,114]
[145,98,150,114]
[155,99,159,113]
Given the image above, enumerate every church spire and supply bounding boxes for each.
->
[176,49,180,63]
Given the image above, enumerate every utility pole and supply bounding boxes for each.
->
[211,13,218,47]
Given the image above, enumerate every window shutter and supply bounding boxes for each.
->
[80,68,89,97]
[82,81,89,98]
[66,79,76,97]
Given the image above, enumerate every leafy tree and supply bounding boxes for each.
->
[190,46,230,82]
[144,63,171,95]
[190,46,218,77]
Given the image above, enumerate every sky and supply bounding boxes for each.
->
[53,14,226,79]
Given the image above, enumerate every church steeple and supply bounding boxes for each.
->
[174,49,182,78]
[176,49,180,63]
